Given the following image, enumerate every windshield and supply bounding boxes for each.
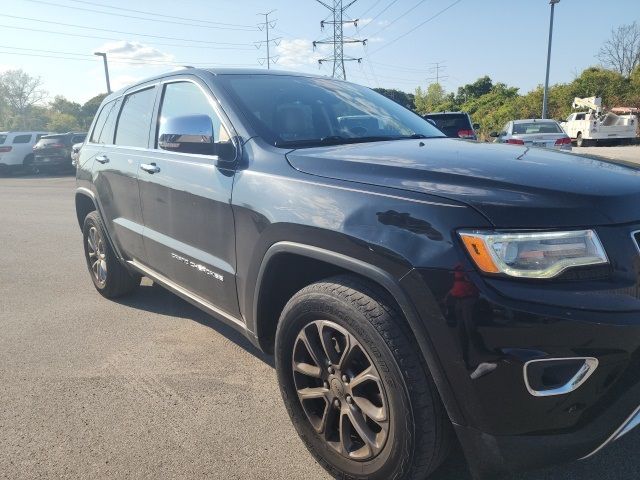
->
[219,75,444,147]
[423,114,471,137]
[36,135,67,146]
[512,122,563,135]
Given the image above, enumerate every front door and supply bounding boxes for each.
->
[138,78,240,318]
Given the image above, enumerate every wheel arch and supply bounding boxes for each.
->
[75,188,97,229]
[252,241,465,424]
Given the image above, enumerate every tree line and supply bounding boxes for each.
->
[0,70,106,133]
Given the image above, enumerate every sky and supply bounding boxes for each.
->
[1,0,639,104]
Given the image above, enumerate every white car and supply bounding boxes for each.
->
[0,131,52,174]
[490,119,572,151]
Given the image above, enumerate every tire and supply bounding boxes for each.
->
[23,154,37,174]
[576,133,585,147]
[82,211,141,298]
[275,275,451,480]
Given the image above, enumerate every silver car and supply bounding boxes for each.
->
[491,119,572,151]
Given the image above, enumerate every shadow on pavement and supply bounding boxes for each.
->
[116,282,640,480]
[115,282,275,367]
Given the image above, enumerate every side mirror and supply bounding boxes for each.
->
[159,114,215,155]
[489,131,499,137]
[473,123,480,130]
[158,114,236,162]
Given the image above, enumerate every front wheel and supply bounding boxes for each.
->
[275,276,451,480]
[82,211,140,298]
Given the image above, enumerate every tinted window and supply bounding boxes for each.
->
[12,134,32,144]
[157,81,230,146]
[115,87,156,148]
[575,113,586,121]
[90,101,114,143]
[99,98,122,145]
[218,75,443,148]
[35,134,46,141]
[512,122,563,135]
[423,114,472,137]
[71,134,86,143]
[36,135,66,146]
[0,134,7,144]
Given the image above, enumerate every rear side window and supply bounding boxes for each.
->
[98,98,122,145]
[116,87,156,148]
[12,134,32,144]
[0,134,7,144]
[90,101,115,143]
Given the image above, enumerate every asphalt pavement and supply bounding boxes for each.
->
[0,172,638,480]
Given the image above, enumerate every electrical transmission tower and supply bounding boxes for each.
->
[425,61,448,84]
[256,10,281,69]
[313,0,366,80]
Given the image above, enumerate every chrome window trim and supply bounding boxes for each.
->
[630,229,640,254]
[523,357,599,397]
[581,405,640,459]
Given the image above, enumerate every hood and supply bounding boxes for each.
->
[286,138,640,228]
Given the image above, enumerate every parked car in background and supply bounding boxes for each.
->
[0,131,51,174]
[75,69,640,480]
[33,132,87,172]
[423,111,478,139]
[491,119,572,150]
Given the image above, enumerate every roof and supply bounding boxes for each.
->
[104,68,330,101]
[512,118,559,123]
[424,111,467,116]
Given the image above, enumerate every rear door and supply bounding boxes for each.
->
[92,85,157,261]
[137,77,240,317]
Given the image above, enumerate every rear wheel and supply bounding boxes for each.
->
[275,276,451,480]
[82,211,141,298]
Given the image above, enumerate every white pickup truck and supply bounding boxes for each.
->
[561,97,637,147]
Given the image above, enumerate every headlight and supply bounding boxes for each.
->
[459,229,608,279]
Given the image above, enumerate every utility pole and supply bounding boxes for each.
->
[94,51,111,94]
[314,0,366,80]
[256,10,281,69]
[425,61,448,84]
[542,0,560,119]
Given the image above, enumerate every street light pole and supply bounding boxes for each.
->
[94,52,111,94]
[542,0,560,119]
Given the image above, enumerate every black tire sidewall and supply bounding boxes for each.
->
[275,290,415,480]
[82,213,109,292]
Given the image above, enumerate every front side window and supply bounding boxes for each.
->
[157,81,231,147]
[12,134,32,144]
[115,87,156,148]
[218,75,443,148]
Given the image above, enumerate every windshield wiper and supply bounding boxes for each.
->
[274,133,439,148]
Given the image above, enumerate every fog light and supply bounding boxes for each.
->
[524,357,598,397]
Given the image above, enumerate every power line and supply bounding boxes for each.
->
[0,23,254,50]
[61,0,257,28]
[367,0,428,37]
[2,15,254,46]
[23,0,257,31]
[358,0,400,31]
[314,0,366,80]
[369,0,463,54]
[256,10,281,69]
[358,0,383,18]
[426,61,448,83]
[0,45,255,67]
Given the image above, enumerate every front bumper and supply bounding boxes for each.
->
[400,264,640,477]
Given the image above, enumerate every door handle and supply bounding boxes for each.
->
[95,155,109,164]
[140,163,160,174]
